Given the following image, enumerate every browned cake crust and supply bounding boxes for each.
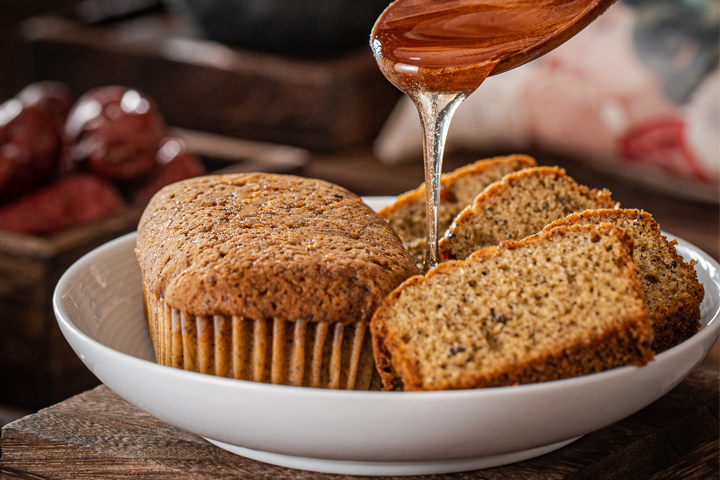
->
[137,174,417,388]
[379,154,536,263]
[545,209,704,352]
[371,223,653,391]
[137,173,419,321]
[438,166,618,260]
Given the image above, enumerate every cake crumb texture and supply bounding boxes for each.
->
[380,154,536,263]
[372,223,653,391]
[546,209,703,352]
[439,166,617,260]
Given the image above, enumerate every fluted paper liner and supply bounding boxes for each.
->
[144,288,379,390]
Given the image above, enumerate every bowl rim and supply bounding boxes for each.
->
[53,226,720,402]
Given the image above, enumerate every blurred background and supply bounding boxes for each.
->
[0,0,717,423]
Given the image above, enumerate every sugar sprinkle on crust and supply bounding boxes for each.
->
[137,173,420,322]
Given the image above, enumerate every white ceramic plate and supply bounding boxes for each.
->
[54,197,720,476]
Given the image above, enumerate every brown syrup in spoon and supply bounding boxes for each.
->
[371,0,615,271]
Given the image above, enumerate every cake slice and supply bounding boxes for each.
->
[380,154,537,263]
[545,209,704,352]
[371,223,653,391]
[438,166,617,260]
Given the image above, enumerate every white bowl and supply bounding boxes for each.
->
[53,198,720,476]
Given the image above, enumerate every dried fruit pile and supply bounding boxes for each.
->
[0,82,205,235]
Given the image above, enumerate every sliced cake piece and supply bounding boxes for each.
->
[371,223,653,391]
[545,209,704,352]
[380,154,537,263]
[438,166,618,261]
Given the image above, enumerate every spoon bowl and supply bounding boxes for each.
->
[371,0,619,93]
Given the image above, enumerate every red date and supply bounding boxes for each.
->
[16,81,73,135]
[0,99,62,203]
[63,86,167,181]
[131,137,206,204]
[0,174,125,235]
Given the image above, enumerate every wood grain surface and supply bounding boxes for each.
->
[1,368,717,479]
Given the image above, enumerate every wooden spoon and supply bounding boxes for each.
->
[372,0,618,93]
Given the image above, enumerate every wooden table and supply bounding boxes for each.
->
[1,368,717,479]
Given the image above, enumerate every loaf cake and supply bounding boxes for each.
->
[371,223,654,391]
[438,166,618,260]
[379,155,537,264]
[546,209,704,352]
[136,173,419,389]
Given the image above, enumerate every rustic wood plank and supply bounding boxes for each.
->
[648,439,719,480]
[1,369,717,479]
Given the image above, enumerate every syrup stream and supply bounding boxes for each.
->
[413,90,467,271]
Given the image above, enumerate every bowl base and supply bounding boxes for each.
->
[204,436,581,476]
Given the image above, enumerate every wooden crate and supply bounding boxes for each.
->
[0,209,142,409]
